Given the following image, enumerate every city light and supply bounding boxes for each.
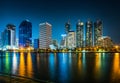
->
[0,18,118,53]
[0,0,119,83]
[61,34,66,37]
[115,45,119,49]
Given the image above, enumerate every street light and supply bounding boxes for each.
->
[115,45,118,49]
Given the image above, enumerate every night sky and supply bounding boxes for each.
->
[0,0,120,44]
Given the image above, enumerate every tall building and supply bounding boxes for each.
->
[1,24,16,49]
[34,39,39,49]
[1,31,4,47]
[67,31,76,49]
[94,19,103,46]
[65,20,71,34]
[85,19,93,47]
[19,20,32,47]
[76,20,84,48]
[39,22,52,49]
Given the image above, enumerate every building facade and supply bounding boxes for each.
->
[76,20,84,48]
[51,39,58,49]
[97,36,113,48]
[67,31,76,49]
[60,34,67,49]
[1,24,16,49]
[19,20,32,47]
[94,19,103,46]
[34,39,39,49]
[85,20,93,47]
[39,22,52,49]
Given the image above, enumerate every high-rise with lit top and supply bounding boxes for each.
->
[76,20,84,48]
[85,19,93,47]
[19,20,32,47]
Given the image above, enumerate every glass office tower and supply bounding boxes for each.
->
[19,20,32,47]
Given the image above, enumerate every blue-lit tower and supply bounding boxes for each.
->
[19,20,32,47]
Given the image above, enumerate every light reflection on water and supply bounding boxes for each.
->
[94,53,102,80]
[12,52,17,74]
[111,53,120,82]
[0,52,120,82]
[49,53,56,80]
[19,52,25,76]
[5,52,10,73]
[27,52,33,77]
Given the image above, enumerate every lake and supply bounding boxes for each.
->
[0,52,120,83]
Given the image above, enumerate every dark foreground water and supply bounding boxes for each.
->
[0,52,120,83]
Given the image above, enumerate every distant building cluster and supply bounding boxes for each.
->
[60,19,114,49]
[0,19,114,50]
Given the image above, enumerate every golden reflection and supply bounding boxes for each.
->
[111,53,120,80]
[78,53,82,70]
[19,52,25,76]
[94,53,102,79]
[27,52,33,78]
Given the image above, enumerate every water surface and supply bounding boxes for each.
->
[0,52,119,83]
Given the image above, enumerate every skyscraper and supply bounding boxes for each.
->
[76,20,84,48]
[94,19,103,46]
[85,19,93,47]
[65,20,71,34]
[39,22,52,49]
[1,24,16,48]
[19,20,32,47]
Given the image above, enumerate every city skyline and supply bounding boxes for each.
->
[0,0,120,83]
[0,0,120,43]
